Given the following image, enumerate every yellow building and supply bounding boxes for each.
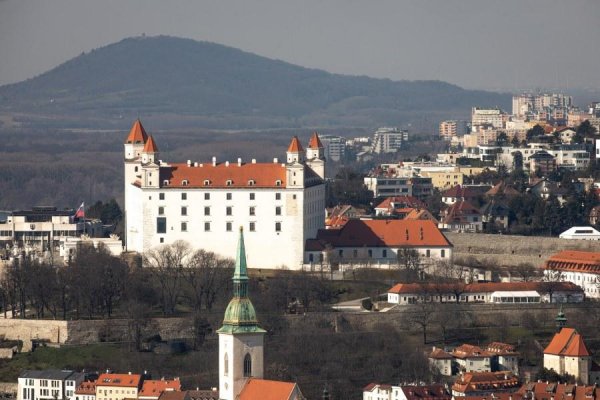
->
[422,167,488,189]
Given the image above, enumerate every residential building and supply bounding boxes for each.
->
[319,134,346,162]
[517,381,600,400]
[95,373,142,400]
[217,228,304,400]
[471,108,506,132]
[530,151,557,175]
[429,348,453,376]
[485,342,519,375]
[363,384,450,400]
[559,226,600,240]
[451,344,491,373]
[373,196,426,217]
[74,380,96,400]
[544,250,600,299]
[138,379,181,400]
[18,370,85,400]
[59,235,123,262]
[304,219,453,267]
[439,120,467,140]
[386,282,584,305]
[123,120,325,270]
[543,327,596,384]
[438,201,482,233]
[480,200,511,230]
[364,176,433,200]
[372,127,408,153]
[441,185,482,205]
[451,371,519,397]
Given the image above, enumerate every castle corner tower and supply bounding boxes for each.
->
[217,228,266,400]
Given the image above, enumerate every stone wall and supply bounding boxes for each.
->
[0,382,17,395]
[446,232,600,268]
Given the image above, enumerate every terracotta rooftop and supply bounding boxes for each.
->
[486,182,520,197]
[363,383,393,392]
[442,185,480,198]
[452,344,492,359]
[400,385,451,400]
[517,382,600,400]
[287,136,304,153]
[545,250,600,275]
[543,327,590,357]
[441,201,481,224]
[388,281,582,295]
[238,378,299,400]
[310,219,452,249]
[429,347,453,359]
[374,196,427,210]
[139,379,181,398]
[125,119,149,144]
[486,342,518,355]
[75,380,97,395]
[308,132,324,149]
[452,371,519,394]
[97,373,142,388]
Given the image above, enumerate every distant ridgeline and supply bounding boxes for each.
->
[0,35,510,129]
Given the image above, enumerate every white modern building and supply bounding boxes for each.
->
[544,250,600,299]
[372,127,408,153]
[18,370,85,400]
[123,120,326,269]
[471,107,506,131]
[559,226,600,240]
[319,134,346,162]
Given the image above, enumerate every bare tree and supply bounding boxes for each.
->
[410,301,435,344]
[509,262,540,282]
[144,240,192,315]
[397,248,423,282]
[540,269,565,303]
[184,249,232,311]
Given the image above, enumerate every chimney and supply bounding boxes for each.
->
[420,227,424,240]
[238,158,242,166]
[194,162,198,167]
[225,161,230,167]
[252,158,256,164]
[273,157,278,163]
[406,229,409,240]
[212,156,217,166]
[128,371,132,375]
[187,160,191,166]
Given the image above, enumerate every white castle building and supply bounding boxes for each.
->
[123,120,326,269]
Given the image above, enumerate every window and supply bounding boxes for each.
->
[244,354,252,377]
[248,179,255,186]
[441,249,446,258]
[275,222,281,232]
[338,249,343,258]
[249,222,256,232]
[353,249,358,258]
[426,249,430,257]
[224,353,229,376]
[181,193,187,200]
[226,222,232,232]
[226,193,232,200]
[158,206,164,215]
[181,206,187,216]
[157,217,166,234]
[250,193,255,200]
[204,222,210,232]
[181,222,187,232]
[160,237,164,243]
[226,206,232,216]
[275,180,282,186]
[368,249,373,258]
[309,254,314,262]
[204,207,210,216]
[382,249,387,258]
[159,193,165,200]
[226,180,233,186]
[276,193,281,200]
[249,206,256,216]
[275,206,281,215]
[293,194,297,199]
[205,193,210,200]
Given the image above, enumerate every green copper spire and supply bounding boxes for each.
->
[217,227,266,334]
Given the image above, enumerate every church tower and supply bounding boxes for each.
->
[217,228,266,400]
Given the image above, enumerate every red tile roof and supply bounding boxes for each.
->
[75,381,97,395]
[238,378,299,400]
[429,347,453,359]
[287,136,304,153]
[374,196,426,210]
[313,219,452,248]
[486,342,518,355]
[388,281,582,295]
[363,383,392,392]
[143,135,159,153]
[400,385,451,400]
[452,344,492,359]
[442,185,480,198]
[545,250,600,275]
[139,379,181,398]
[308,132,323,149]
[452,371,519,394]
[159,162,287,188]
[125,119,149,144]
[517,382,600,400]
[97,373,142,388]
[544,327,590,357]
[441,201,481,224]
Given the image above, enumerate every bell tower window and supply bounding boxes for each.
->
[243,353,252,377]
[224,353,229,376]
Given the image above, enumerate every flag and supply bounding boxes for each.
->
[75,202,85,219]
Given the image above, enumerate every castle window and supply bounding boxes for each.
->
[249,207,256,216]
[275,222,281,232]
[243,354,252,377]
[204,207,210,216]
[248,179,255,186]
[181,206,187,216]
[250,193,255,200]
[275,206,281,216]
[226,193,232,200]
[204,222,210,232]
[226,222,232,232]
[156,217,166,234]
[275,180,282,186]
[275,193,281,200]
[249,222,256,232]
[158,207,164,215]
[159,193,165,200]
[224,353,229,376]
[226,207,232,216]
[135,166,139,172]
[181,193,187,200]
[226,180,233,186]
[203,180,211,186]
[205,193,210,200]
[181,222,187,232]
[163,180,170,186]
[182,180,188,186]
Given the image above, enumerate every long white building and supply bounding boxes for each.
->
[124,120,326,269]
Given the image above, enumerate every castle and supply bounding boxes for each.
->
[123,120,326,269]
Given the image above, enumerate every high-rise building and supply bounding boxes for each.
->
[319,134,346,161]
[372,127,408,153]
[471,108,506,132]
[439,120,467,140]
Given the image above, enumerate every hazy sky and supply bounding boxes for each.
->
[1,0,599,91]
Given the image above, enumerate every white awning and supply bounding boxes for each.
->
[491,291,540,303]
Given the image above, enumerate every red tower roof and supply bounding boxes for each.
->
[308,132,324,149]
[287,136,304,153]
[125,119,149,144]
[143,135,159,153]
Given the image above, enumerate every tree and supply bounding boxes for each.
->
[511,135,520,147]
[540,270,565,303]
[512,151,523,170]
[576,120,597,138]
[184,249,232,311]
[410,302,435,344]
[526,124,545,141]
[496,132,508,145]
[144,240,193,315]
[397,249,423,282]
[509,263,539,282]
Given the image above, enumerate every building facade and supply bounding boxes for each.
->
[123,120,325,269]
[18,370,84,400]
[372,127,408,153]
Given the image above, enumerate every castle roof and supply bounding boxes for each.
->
[125,119,148,144]
[143,135,159,153]
[308,132,324,149]
[287,136,304,153]
[544,327,590,357]
[545,250,600,275]
[452,371,519,394]
[159,162,287,189]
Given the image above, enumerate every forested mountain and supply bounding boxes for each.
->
[0,35,510,129]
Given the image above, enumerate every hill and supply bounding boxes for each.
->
[0,36,510,129]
